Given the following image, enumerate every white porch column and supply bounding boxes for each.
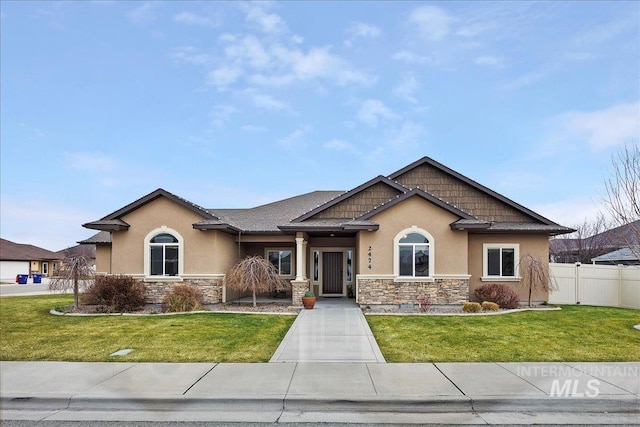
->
[295,233,307,281]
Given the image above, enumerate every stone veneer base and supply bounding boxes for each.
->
[357,278,469,306]
[144,278,223,304]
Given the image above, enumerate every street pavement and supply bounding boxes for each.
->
[1,296,638,424]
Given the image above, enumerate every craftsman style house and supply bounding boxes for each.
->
[83,157,572,306]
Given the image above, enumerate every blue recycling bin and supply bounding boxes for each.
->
[17,274,28,284]
[33,273,42,284]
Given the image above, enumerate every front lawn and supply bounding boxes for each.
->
[0,295,295,362]
[367,306,640,362]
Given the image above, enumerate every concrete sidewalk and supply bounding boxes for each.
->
[2,361,638,424]
[270,298,385,363]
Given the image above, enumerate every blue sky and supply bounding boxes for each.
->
[1,1,638,251]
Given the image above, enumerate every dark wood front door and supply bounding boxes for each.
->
[322,252,343,295]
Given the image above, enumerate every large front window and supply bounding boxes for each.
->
[398,232,430,277]
[150,233,179,276]
[267,249,292,276]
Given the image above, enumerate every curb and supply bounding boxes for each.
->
[3,394,638,414]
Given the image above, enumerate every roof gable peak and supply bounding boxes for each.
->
[293,176,407,222]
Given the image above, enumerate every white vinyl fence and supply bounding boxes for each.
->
[549,263,640,309]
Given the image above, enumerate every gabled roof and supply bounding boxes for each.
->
[0,238,63,261]
[82,156,573,236]
[84,188,217,231]
[388,156,561,226]
[292,176,407,222]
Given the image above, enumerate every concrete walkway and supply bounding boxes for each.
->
[270,297,385,363]
[1,361,638,424]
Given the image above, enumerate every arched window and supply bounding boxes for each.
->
[395,228,434,278]
[149,233,179,276]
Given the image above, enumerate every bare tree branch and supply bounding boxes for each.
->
[223,256,288,307]
[603,142,640,261]
[49,255,95,309]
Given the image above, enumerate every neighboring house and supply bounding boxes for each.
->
[57,243,98,269]
[0,238,63,281]
[83,156,572,306]
[550,220,640,264]
[591,246,640,265]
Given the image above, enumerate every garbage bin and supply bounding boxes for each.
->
[33,273,42,284]
[17,274,28,285]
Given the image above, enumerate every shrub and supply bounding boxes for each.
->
[82,275,146,313]
[463,302,482,313]
[474,283,520,309]
[481,301,499,312]
[162,285,204,313]
[304,291,315,298]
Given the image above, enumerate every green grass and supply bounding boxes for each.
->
[367,305,640,362]
[0,295,295,362]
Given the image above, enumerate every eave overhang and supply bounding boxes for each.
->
[82,219,130,231]
[192,221,242,233]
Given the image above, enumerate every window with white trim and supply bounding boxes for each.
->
[267,249,293,276]
[149,233,179,276]
[397,231,431,278]
[483,244,519,278]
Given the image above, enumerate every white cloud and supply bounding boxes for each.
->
[241,125,267,132]
[279,125,310,150]
[323,139,358,153]
[387,120,425,149]
[348,22,381,38]
[393,74,421,104]
[392,50,434,65]
[553,102,640,150]
[126,2,156,25]
[408,5,455,41]
[224,35,270,69]
[344,21,381,47]
[211,105,240,128]
[206,66,243,89]
[173,11,219,28]
[357,99,400,127]
[252,93,290,112]
[66,151,115,172]
[0,194,97,251]
[243,3,287,34]
[534,196,604,228]
[474,55,505,67]
[502,71,544,91]
[170,46,210,65]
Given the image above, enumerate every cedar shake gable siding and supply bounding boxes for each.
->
[389,156,561,225]
[295,176,406,222]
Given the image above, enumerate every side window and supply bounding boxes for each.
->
[483,244,519,278]
[267,249,293,276]
[149,233,179,276]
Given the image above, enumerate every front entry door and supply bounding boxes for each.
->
[322,252,343,295]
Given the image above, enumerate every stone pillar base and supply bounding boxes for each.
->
[291,279,310,307]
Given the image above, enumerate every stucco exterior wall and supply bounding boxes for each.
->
[357,196,469,276]
[95,245,112,274]
[110,197,235,276]
[468,233,551,303]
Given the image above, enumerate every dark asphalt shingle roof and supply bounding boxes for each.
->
[0,238,63,261]
[208,191,344,232]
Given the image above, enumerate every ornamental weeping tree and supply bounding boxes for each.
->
[224,256,287,307]
[49,255,95,309]
[519,253,555,307]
